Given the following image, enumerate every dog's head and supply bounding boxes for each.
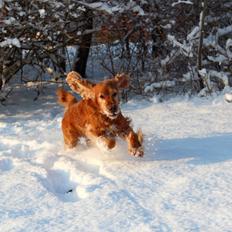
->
[66,71,129,119]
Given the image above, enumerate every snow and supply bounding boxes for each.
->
[38,9,46,18]
[3,17,16,25]
[226,38,232,59]
[187,26,199,41]
[217,25,232,38]
[126,2,145,16]
[144,81,176,93]
[77,1,145,15]
[0,38,21,48]
[167,35,193,57]
[78,1,119,14]
[204,25,232,48]
[224,93,232,103]
[207,54,227,64]
[199,69,230,88]
[1,87,232,231]
[172,0,193,7]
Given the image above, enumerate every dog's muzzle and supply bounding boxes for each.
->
[105,105,120,119]
[109,105,118,114]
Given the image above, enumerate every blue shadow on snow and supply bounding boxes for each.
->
[146,133,232,165]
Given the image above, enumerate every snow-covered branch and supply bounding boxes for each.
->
[172,0,193,7]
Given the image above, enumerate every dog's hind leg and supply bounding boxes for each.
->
[62,125,80,149]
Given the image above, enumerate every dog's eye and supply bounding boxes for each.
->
[99,94,105,99]
[112,93,117,97]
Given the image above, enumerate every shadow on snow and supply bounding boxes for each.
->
[146,133,232,165]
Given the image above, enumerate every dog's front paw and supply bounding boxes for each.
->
[129,146,144,157]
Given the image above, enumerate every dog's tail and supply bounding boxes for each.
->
[56,88,77,109]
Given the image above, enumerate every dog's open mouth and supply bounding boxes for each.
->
[109,113,118,119]
[106,111,120,119]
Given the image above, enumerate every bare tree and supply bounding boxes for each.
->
[72,9,93,78]
[197,0,207,90]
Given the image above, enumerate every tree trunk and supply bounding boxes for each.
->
[58,47,66,73]
[73,10,93,78]
[0,48,3,91]
[197,0,207,90]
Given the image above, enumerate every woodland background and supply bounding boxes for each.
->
[0,0,232,102]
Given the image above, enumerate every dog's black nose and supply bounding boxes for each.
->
[110,105,118,113]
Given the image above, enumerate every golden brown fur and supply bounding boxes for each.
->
[57,71,144,157]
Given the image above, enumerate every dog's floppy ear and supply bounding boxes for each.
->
[114,73,129,89]
[66,71,95,99]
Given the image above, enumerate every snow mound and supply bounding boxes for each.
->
[224,93,232,102]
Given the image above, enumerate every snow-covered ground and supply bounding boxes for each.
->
[1,87,232,232]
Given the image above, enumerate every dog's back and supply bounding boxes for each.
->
[57,88,102,138]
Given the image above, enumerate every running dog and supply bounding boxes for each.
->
[57,71,144,157]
